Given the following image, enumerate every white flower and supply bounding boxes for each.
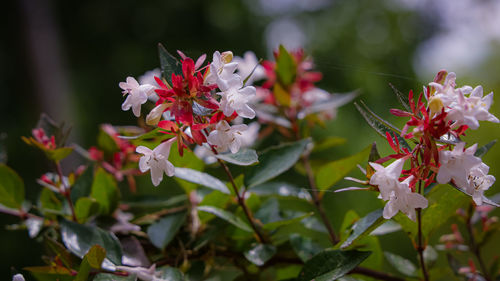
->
[466,164,496,205]
[369,158,406,200]
[136,139,175,186]
[138,68,161,102]
[233,51,266,85]
[383,177,428,221]
[217,75,256,119]
[446,86,499,129]
[204,51,238,85]
[12,274,25,281]
[119,76,156,117]
[110,210,141,234]
[437,142,482,188]
[116,264,159,281]
[207,120,248,153]
[239,121,260,147]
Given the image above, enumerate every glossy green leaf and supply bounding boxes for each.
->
[276,45,297,86]
[384,252,417,277]
[158,266,185,280]
[74,197,100,223]
[244,244,277,266]
[245,139,311,188]
[43,236,79,269]
[147,211,187,249]
[39,187,63,214]
[158,43,182,84]
[215,149,259,166]
[474,139,497,158]
[60,219,122,269]
[90,168,120,215]
[0,164,24,208]
[389,83,411,112]
[315,145,371,191]
[297,250,371,281]
[197,206,252,232]
[75,245,106,281]
[354,101,411,150]
[290,234,323,262]
[341,209,384,249]
[198,190,231,223]
[70,165,94,203]
[263,212,313,231]
[174,167,229,194]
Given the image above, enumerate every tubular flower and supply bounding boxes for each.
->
[136,138,175,186]
[207,120,248,153]
[217,75,256,119]
[437,142,482,188]
[466,164,496,206]
[119,76,156,117]
[383,177,428,221]
[369,157,406,200]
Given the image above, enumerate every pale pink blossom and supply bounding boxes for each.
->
[466,164,496,205]
[207,121,248,153]
[136,139,175,186]
[217,76,256,119]
[369,158,406,200]
[437,142,482,188]
[383,177,428,221]
[204,51,238,85]
[119,76,156,117]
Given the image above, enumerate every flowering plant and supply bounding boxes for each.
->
[2,44,499,281]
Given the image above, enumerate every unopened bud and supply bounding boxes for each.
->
[146,103,169,125]
[221,51,233,64]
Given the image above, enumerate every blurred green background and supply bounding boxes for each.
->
[1,0,499,279]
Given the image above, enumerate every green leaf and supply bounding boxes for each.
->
[39,187,63,214]
[118,128,165,141]
[60,219,122,269]
[94,273,136,281]
[174,167,230,194]
[75,245,106,281]
[384,252,417,277]
[90,168,120,215]
[245,139,311,188]
[0,164,24,209]
[147,211,187,249]
[341,209,385,249]
[46,147,74,161]
[157,266,185,281]
[197,206,253,232]
[274,83,291,107]
[393,184,469,239]
[43,236,79,269]
[24,266,74,281]
[312,137,347,153]
[290,234,324,262]
[215,149,259,166]
[198,190,231,223]
[74,197,100,223]
[297,250,371,281]
[158,43,182,84]
[97,129,119,154]
[474,140,497,158]
[276,45,297,86]
[263,212,313,231]
[70,165,94,203]
[250,182,311,199]
[244,244,277,266]
[354,101,411,150]
[315,145,371,191]
[389,83,411,112]
[368,142,381,162]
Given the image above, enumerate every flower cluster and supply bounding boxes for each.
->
[119,50,258,186]
[358,71,498,221]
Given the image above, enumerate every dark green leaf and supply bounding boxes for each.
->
[290,234,323,262]
[341,209,385,249]
[384,252,417,277]
[215,149,259,166]
[70,165,94,203]
[263,212,313,231]
[94,273,136,281]
[174,167,229,194]
[74,197,100,223]
[474,140,497,158]
[389,83,411,112]
[43,236,78,269]
[75,245,106,281]
[244,244,277,266]
[297,250,371,281]
[147,211,187,249]
[276,45,297,86]
[90,168,120,215]
[97,129,119,154]
[0,164,24,208]
[245,139,311,188]
[39,187,63,214]
[24,266,74,281]
[197,206,252,232]
[368,142,381,162]
[250,182,311,199]
[60,219,122,269]
[158,266,185,280]
[354,101,411,150]
[158,43,182,84]
[315,145,371,191]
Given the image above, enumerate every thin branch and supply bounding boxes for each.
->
[302,154,339,245]
[55,162,77,221]
[416,180,429,281]
[466,204,491,281]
